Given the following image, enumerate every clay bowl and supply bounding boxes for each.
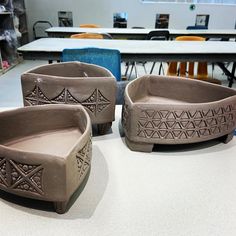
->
[0,105,92,213]
[21,62,117,135]
[122,75,236,152]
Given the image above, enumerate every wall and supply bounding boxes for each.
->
[25,0,236,40]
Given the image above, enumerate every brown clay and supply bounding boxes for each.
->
[21,62,117,135]
[122,75,236,152]
[0,105,92,213]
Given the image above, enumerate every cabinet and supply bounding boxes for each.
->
[0,0,28,74]
[0,10,18,74]
[13,0,28,45]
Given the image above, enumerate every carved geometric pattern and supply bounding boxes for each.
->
[75,135,92,178]
[0,157,44,195]
[25,85,51,105]
[0,157,8,187]
[137,104,236,140]
[122,104,129,133]
[24,85,110,116]
[81,89,110,115]
[50,88,80,104]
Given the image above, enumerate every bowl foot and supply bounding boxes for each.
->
[97,122,112,135]
[54,200,69,214]
[125,137,154,152]
[220,130,235,144]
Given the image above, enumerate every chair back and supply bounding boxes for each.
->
[186,25,208,30]
[33,21,53,39]
[70,33,103,39]
[62,48,121,81]
[146,30,169,40]
[79,24,100,28]
[167,36,208,79]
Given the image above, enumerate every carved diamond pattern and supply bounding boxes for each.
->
[76,135,92,178]
[0,158,44,195]
[25,85,50,105]
[137,104,236,140]
[24,85,110,116]
[81,89,110,115]
[9,160,44,195]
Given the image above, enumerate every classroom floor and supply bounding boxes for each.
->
[0,60,235,107]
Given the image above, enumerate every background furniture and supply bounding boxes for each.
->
[186,25,208,30]
[12,0,28,45]
[79,24,100,28]
[46,27,236,40]
[17,38,236,87]
[33,20,52,39]
[70,33,103,39]
[0,0,18,74]
[62,47,121,81]
[146,30,170,74]
[167,35,221,85]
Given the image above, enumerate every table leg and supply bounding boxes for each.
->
[217,62,236,87]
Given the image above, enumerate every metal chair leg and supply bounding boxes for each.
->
[150,62,156,74]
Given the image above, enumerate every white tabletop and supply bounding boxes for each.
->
[1,106,236,236]
[46,27,236,38]
[18,38,236,55]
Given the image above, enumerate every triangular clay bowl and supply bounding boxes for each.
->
[122,75,236,152]
[0,104,92,213]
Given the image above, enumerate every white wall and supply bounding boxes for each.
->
[25,0,236,40]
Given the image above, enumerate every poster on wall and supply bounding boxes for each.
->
[58,11,73,27]
[155,14,169,28]
[113,12,128,28]
[195,14,209,27]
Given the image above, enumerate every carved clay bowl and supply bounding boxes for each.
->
[122,75,236,152]
[21,61,117,135]
[0,105,92,213]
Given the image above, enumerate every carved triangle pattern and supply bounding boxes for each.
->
[50,88,80,104]
[0,158,44,195]
[137,105,236,140]
[81,89,110,115]
[24,85,110,116]
[75,134,92,178]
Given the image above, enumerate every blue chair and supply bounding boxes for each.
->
[62,47,121,81]
[186,25,208,30]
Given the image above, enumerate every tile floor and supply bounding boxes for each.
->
[0,60,235,107]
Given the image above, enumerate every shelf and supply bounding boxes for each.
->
[0,62,19,75]
[0,0,27,73]
[0,12,12,15]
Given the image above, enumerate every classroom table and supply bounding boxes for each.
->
[0,105,236,236]
[46,27,236,40]
[17,38,236,87]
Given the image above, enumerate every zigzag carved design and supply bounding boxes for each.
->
[137,104,236,140]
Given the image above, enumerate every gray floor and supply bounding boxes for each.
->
[0,60,235,107]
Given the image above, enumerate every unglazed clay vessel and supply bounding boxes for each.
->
[0,105,92,213]
[122,75,236,152]
[21,62,117,135]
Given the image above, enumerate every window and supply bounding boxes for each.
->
[141,0,236,4]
